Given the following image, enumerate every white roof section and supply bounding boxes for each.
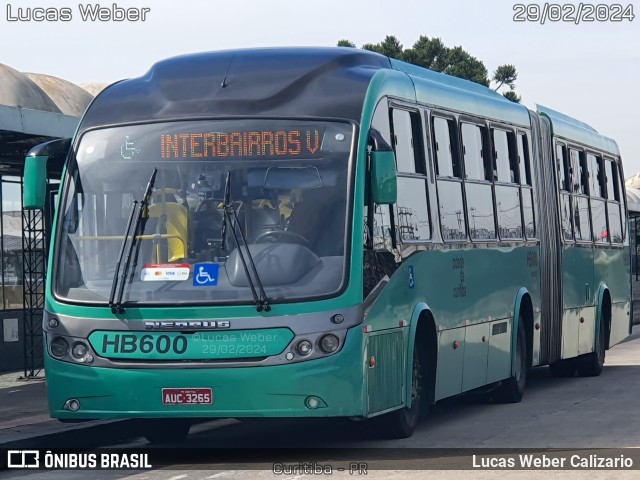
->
[25,73,93,117]
[0,63,93,139]
[80,83,109,97]
[626,174,640,213]
[0,63,61,113]
[626,186,640,213]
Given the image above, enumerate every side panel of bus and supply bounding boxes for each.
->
[553,141,630,358]
[361,88,540,414]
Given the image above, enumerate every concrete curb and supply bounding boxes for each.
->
[0,371,45,390]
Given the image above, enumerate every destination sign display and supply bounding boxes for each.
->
[160,128,323,160]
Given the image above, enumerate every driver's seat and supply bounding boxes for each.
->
[249,206,281,241]
[287,187,345,256]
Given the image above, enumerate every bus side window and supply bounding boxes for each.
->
[518,133,535,238]
[588,153,604,198]
[570,149,582,193]
[392,109,431,242]
[494,128,523,239]
[517,133,532,187]
[605,158,624,243]
[570,148,592,242]
[577,150,590,195]
[588,153,607,243]
[461,123,492,181]
[462,122,495,240]
[617,160,627,240]
[556,143,573,241]
[391,109,417,173]
[605,159,617,201]
[433,117,458,177]
[556,143,570,191]
[433,115,466,241]
[492,129,515,183]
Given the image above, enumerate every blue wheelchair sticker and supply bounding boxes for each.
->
[408,265,415,289]
[193,264,219,287]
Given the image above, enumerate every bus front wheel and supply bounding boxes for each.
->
[141,419,191,445]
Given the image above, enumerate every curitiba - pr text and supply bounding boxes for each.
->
[5,3,151,22]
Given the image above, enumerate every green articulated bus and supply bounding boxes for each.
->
[24,47,631,442]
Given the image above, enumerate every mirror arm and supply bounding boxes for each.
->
[368,128,393,152]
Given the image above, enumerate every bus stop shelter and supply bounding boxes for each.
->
[0,63,91,375]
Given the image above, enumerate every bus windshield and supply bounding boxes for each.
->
[54,119,354,306]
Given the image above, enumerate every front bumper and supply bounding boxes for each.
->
[45,327,365,419]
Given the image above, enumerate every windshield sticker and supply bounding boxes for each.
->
[141,263,190,282]
[193,264,219,287]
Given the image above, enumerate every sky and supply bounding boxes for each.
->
[1,0,639,174]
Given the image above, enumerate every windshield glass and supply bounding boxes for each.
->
[55,119,353,305]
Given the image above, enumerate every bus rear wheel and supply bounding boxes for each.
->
[374,342,423,439]
[141,419,191,444]
[492,319,527,403]
[576,318,606,377]
[549,359,576,378]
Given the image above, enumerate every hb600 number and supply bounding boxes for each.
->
[101,334,187,355]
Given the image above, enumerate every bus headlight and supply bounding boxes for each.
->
[296,340,313,356]
[51,337,70,358]
[320,334,339,353]
[71,342,89,360]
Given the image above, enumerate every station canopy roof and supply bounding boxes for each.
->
[626,173,640,214]
[0,63,97,176]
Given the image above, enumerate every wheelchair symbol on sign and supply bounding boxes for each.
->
[195,267,214,284]
[193,264,219,286]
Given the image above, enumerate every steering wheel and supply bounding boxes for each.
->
[255,230,311,247]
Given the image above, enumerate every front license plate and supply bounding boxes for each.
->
[162,388,213,405]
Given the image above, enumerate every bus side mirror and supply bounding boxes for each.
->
[23,138,71,209]
[371,150,397,205]
[23,156,48,209]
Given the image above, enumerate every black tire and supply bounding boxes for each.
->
[374,342,423,439]
[493,319,527,403]
[577,317,606,377]
[141,419,191,444]
[549,359,576,378]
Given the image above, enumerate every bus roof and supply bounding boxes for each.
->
[76,47,615,154]
[77,47,391,132]
[390,59,531,127]
[537,104,620,156]
[78,47,533,133]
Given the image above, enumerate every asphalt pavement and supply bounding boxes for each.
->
[0,371,139,449]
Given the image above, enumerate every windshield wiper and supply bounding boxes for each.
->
[109,168,157,314]
[221,172,271,312]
